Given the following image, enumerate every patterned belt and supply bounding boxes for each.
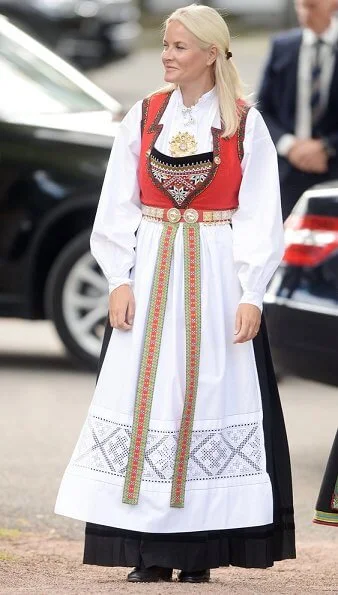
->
[122,214,204,508]
[141,204,237,224]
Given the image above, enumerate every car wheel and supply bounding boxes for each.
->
[45,230,108,370]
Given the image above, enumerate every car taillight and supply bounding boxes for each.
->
[283,214,338,266]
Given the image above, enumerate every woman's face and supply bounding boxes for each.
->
[162,20,214,87]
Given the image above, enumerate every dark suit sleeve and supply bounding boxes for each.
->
[256,39,291,146]
[325,132,338,155]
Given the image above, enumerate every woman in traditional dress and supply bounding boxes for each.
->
[313,430,338,527]
[55,4,296,583]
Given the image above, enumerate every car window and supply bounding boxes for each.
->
[0,33,104,118]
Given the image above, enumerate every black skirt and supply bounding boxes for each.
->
[313,430,338,527]
[83,316,296,570]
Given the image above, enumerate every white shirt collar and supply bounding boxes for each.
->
[176,86,217,108]
[303,17,338,46]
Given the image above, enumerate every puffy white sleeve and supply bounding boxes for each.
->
[231,107,285,312]
[90,100,143,294]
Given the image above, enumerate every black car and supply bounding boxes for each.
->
[264,182,338,385]
[0,17,123,368]
[0,0,140,69]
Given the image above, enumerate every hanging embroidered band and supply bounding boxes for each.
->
[122,221,202,507]
[170,223,201,507]
[122,223,178,505]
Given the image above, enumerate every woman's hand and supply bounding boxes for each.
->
[109,284,135,330]
[233,303,261,344]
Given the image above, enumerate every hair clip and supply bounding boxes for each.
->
[226,51,232,60]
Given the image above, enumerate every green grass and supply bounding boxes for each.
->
[0,550,17,561]
[0,528,21,540]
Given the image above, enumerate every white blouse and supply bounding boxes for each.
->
[90,88,284,311]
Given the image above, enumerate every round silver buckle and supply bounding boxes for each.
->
[167,208,181,223]
[183,208,199,223]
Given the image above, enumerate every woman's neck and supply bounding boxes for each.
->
[179,78,215,108]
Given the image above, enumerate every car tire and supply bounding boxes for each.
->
[45,230,108,370]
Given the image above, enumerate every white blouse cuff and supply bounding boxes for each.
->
[239,291,264,313]
[276,133,296,157]
[108,278,133,294]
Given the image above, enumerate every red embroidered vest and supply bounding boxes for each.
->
[138,91,248,211]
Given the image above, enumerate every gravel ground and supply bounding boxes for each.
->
[0,532,337,594]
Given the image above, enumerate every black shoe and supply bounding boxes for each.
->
[127,566,173,583]
[178,569,210,583]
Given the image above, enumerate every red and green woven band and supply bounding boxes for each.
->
[122,221,201,507]
[122,223,178,505]
[170,224,201,507]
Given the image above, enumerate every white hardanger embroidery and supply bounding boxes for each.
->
[168,186,189,205]
[70,415,264,484]
[190,172,209,184]
[152,168,167,183]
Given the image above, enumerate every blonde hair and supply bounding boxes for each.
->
[155,4,246,138]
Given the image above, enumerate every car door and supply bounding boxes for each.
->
[0,19,117,317]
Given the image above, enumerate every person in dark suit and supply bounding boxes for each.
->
[257,0,338,220]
